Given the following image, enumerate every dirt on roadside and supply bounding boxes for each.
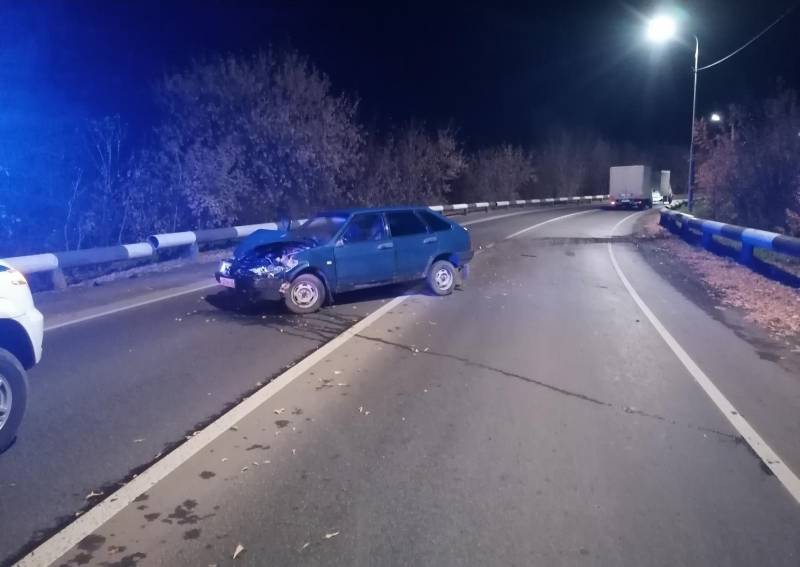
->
[634,212,800,355]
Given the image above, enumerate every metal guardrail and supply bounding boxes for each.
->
[659,209,800,265]
[2,196,609,284]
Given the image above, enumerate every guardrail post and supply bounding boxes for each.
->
[701,230,713,249]
[740,242,754,265]
[51,268,67,290]
[185,242,200,261]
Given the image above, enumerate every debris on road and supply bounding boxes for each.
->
[233,543,245,559]
[85,490,103,500]
[274,408,286,415]
[334,370,343,375]
[133,438,145,443]
[324,531,340,539]
[300,542,310,551]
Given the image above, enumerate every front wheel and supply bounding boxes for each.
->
[285,274,325,314]
[0,349,29,453]
[427,260,456,296]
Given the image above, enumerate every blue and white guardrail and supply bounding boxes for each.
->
[659,209,800,265]
[2,196,609,283]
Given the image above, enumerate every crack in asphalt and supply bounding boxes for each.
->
[355,333,739,442]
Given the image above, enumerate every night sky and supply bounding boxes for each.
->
[3,1,798,150]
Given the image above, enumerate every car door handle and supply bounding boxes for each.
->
[377,242,394,250]
[423,237,438,244]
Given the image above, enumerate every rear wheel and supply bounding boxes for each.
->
[428,260,456,296]
[0,349,28,453]
[285,274,325,314]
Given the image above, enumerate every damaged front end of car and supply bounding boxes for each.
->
[215,241,315,301]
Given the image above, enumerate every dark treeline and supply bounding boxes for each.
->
[694,85,800,235]
[0,49,683,257]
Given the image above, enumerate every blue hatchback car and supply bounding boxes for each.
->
[215,207,473,313]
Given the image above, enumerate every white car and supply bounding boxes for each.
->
[652,190,664,204]
[0,260,43,452]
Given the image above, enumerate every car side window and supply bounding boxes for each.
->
[341,213,387,243]
[386,211,427,237]
[418,210,452,232]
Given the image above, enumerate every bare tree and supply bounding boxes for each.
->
[459,145,536,202]
[695,86,800,232]
[360,124,465,206]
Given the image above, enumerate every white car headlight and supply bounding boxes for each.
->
[219,260,232,275]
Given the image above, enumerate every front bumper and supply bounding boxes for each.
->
[14,307,43,366]
[215,272,289,301]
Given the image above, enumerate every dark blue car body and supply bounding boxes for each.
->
[215,206,472,310]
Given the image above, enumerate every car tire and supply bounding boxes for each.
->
[428,260,456,296]
[285,274,325,314]
[0,348,28,453]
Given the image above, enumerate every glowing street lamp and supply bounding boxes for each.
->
[646,15,677,43]
[710,112,722,122]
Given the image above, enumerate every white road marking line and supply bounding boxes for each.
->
[19,294,409,567]
[504,209,596,239]
[463,206,587,227]
[463,210,536,226]
[608,209,647,236]
[43,282,219,332]
[607,213,800,504]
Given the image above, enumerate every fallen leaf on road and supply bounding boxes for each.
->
[333,370,343,375]
[241,466,249,472]
[133,438,145,443]
[233,543,245,559]
[85,490,103,500]
[300,542,310,551]
[364,411,370,416]
[230,425,239,431]
[324,531,340,539]
[221,457,229,462]
[274,408,286,415]
[359,406,363,413]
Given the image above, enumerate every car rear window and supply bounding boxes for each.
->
[386,211,427,237]
[418,210,452,232]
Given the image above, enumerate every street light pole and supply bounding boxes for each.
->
[687,35,699,212]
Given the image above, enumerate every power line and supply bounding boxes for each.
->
[697,1,799,71]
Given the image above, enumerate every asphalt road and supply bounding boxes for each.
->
[4,206,800,566]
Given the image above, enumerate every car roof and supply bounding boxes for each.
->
[318,206,436,216]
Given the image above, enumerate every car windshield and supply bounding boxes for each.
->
[287,214,349,244]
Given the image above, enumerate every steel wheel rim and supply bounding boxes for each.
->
[291,281,319,308]
[434,267,453,291]
[0,374,12,432]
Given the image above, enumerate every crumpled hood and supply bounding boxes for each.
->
[234,229,288,259]
[230,240,315,278]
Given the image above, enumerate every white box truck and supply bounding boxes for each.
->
[609,165,652,209]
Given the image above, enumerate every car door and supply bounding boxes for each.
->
[385,210,434,281]
[333,213,395,291]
